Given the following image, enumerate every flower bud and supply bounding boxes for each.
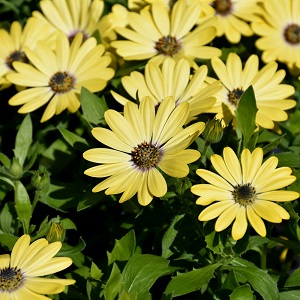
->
[202,118,223,144]
[46,222,65,243]
[9,158,23,179]
[31,168,50,191]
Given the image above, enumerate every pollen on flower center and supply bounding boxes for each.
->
[212,0,233,16]
[5,50,29,70]
[0,267,24,292]
[227,88,244,106]
[131,141,162,170]
[284,23,300,45]
[232,183,256,206]
[155,35,182,56]
[49,71,75,93]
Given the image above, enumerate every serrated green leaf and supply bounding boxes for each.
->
[273,152,300,168]
[164,263,221,297]
[121,254,170,299]
[91,262,103,281]
[162,214,185,258]
[230,258,279,300]
[235,86,257,148]
[58,127,89,151]
[14,114,32,166]
[14,180,32,233]
[107,230,136,266]
[104,263,122,300]
[81,87,108,126]
[230,284,253,300]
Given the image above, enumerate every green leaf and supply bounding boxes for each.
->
[14,114,32,166]
[273,152,300,168]
[233,235,269,255]
[58,236,86,256]
[80,87,108,126]
[230,258,279,300]
[235,86,257,148]
[107,230,136,266]
[285,267,300,287]
[58,127,89,151]
[164,263,221,297]
[279,290,300,300]
[161,214,185,258]
[262,134,286,155]
[230,285,253,300]
[14,180,32,233]
[0,234,19,250]
[0,202,14,234]
[90,262,103,281]
[104,263,122,300]
[0,153,10,169]
[121,254,170,299]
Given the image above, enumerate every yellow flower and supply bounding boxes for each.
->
[207,52,296,129]
[111,0,221,65]
[0,234,75,299]
[83,96,204,206]
[0,18,52,87]
[6,32,114,122]
[32,0,104,42]
[198,0,262,43]
[191,147,299,240]
[252,0,300,71]
[111,57,222,122]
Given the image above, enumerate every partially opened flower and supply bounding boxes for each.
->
[191,147,299,240]
[198,0,262,43]
[252,0,300,72]
[0,18,52,88]
[32,0,104,42]
[111,57,222,121]
[111,0,221,65]
[207,53,296,129]
[7,32,114,122]
[0,234,75,299]
[83,96,204,206]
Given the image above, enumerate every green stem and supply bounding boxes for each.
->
[31,190,41,213]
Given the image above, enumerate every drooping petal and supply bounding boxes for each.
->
[231,206,248,240]
[215,204,239,232]
[247,206,266,237]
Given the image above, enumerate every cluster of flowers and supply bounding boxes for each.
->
[0,0,300,298]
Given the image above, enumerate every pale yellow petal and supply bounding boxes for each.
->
[252,200,283,223]
[10,234,30,268]
[215,203,239,232]
[247,206,266,237]
[198,200,234,221]
[83,148,130,164]
[232,206,248,240]
[158,158,189,178]
[196,169,233,191]
[257,190,299,202]
[148,168,167,197]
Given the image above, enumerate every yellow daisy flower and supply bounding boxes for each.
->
[252,0,300,71]
[0,18,52,87]
[207,52,296,129]
[32,0,104,42]
[198,0,263,43]
[6,32,114,122]
[111,0,221,65]
[83,96,204,206]
[191,147,299,240]
[0,234,75,299]
[111,57,222,121]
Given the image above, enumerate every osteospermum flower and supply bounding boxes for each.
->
[0,18,52,87]
[111,57,222,121]
[198,0,262,43]
[111,0,221,65]
[0,234,75,299]
[32,0,104,42]
[191,147,299,240]
[207,52,296,129]
[252,0,300,71]
[83,96,204,206]
[6,32,114,122]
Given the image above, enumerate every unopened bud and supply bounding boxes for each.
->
[202,118,223,144]
[46,222,65,243]
[9,158,23,179]
[31,168,50,191]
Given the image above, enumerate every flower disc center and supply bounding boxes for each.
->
[6,50,29,70]
[0,267,24,292]
[49,71,75,93]
[131,142,162,170]
[228,88,244,106]
[155,35,182,56]
[284,23,300,45]
[232,183,256,206]
[212,0,232,16]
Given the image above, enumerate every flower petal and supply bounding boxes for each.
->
[198,200,235,221]
[232,206,248,240]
